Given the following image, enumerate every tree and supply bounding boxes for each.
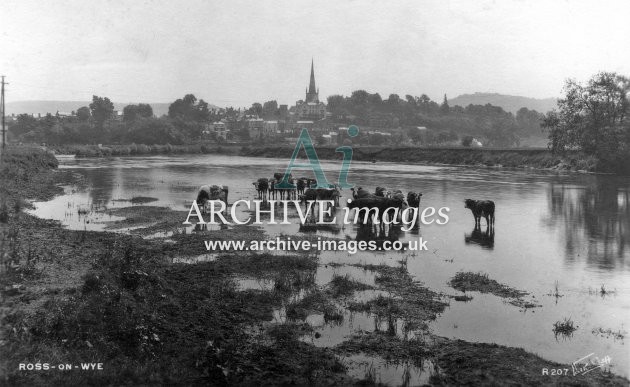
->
[440,94,450,115]
[248,103,263,117]
[542,72,629,155]
[516,107,543,136]
[367,93,382,105]
[126,118,183,145]
[195,99,210,122]
[387,94,400,104]
[76,106,91,122]
[89,95,114,127]
[123,104,153,122]
[262,100,278,118]
[327,95,345,112]
[168,94,210,139]
[9,114,39,138]
[350,90,369,105]
[485,117,520,147]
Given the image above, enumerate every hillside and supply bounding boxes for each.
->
[449,93,557,114]
[5,100,220,118]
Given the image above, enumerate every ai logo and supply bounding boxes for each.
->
[276,125,359,190]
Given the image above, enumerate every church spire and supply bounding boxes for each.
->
[308,58,316,94]
[305,59,319,103]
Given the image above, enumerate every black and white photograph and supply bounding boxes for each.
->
[1,1,629,385]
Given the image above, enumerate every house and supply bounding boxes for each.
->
[243,118,266,139]
[263,121,278,136]
[204,121,230,140]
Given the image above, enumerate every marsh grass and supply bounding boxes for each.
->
[329,273,374,298]
[323,305,345,324]
[592,327,626,341]
[553,317,578,338]
[130,196,159,204]
[546,280,564,300]
[588,284,617,297]
[450,272,534,299]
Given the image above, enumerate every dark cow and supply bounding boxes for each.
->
[270,172,296,200]
[287,177,298,200]
[302,187,340,205]
[348,195,406,225]
[375,186,390,198]
[196,185,229,213]
[351,187,371,200]
[300,187,340,215]
[464,199,495,228]
[273,172,289,181]
[407,192,423,208]
[253,178,269,200]
[296,178,307,196]
[316,187,340,205]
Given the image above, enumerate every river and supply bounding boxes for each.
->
[30,154,630,378]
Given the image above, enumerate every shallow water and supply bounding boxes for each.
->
[30,154,630,378]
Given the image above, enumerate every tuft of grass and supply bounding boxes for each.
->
[329,273,373,298]
[553,317,578,338]
[588,284,617,297]
[323,305,344,324]
[130,196,159,204]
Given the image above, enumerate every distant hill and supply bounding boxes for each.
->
[5,100,220,118]
[449,93,557,114]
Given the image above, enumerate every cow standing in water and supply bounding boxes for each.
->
[196,185,229,214]
[464,199,495,229]
[252,178,269,201]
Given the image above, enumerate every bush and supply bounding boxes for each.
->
[128,143,138,154]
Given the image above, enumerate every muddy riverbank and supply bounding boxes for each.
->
[1,148,628,385]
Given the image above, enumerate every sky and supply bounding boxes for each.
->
[1,0,629,107]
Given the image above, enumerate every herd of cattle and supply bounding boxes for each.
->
[195,175,495,228]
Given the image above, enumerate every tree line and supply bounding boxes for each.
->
[324,91,544,147]
[8,94,220,145]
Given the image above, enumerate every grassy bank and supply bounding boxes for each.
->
[1,148,628,385]
[0,147,62,219]
[49,143,241,157]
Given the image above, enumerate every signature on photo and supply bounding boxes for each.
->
[572,353,612,376]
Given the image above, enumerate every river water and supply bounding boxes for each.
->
[30,154,630,378]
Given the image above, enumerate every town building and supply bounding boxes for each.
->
[294,60,327,121]
[203,121,230,140]
[243,117,277,139]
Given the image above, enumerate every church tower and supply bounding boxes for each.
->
[305,59,319,103]
[295,58,326,121]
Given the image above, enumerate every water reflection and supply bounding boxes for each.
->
[464,226,495,249]
[355,223,403,248]
[546,178,630,270]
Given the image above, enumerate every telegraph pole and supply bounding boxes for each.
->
[1,75,6,150]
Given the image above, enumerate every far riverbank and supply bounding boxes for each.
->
[45,143,621,174]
